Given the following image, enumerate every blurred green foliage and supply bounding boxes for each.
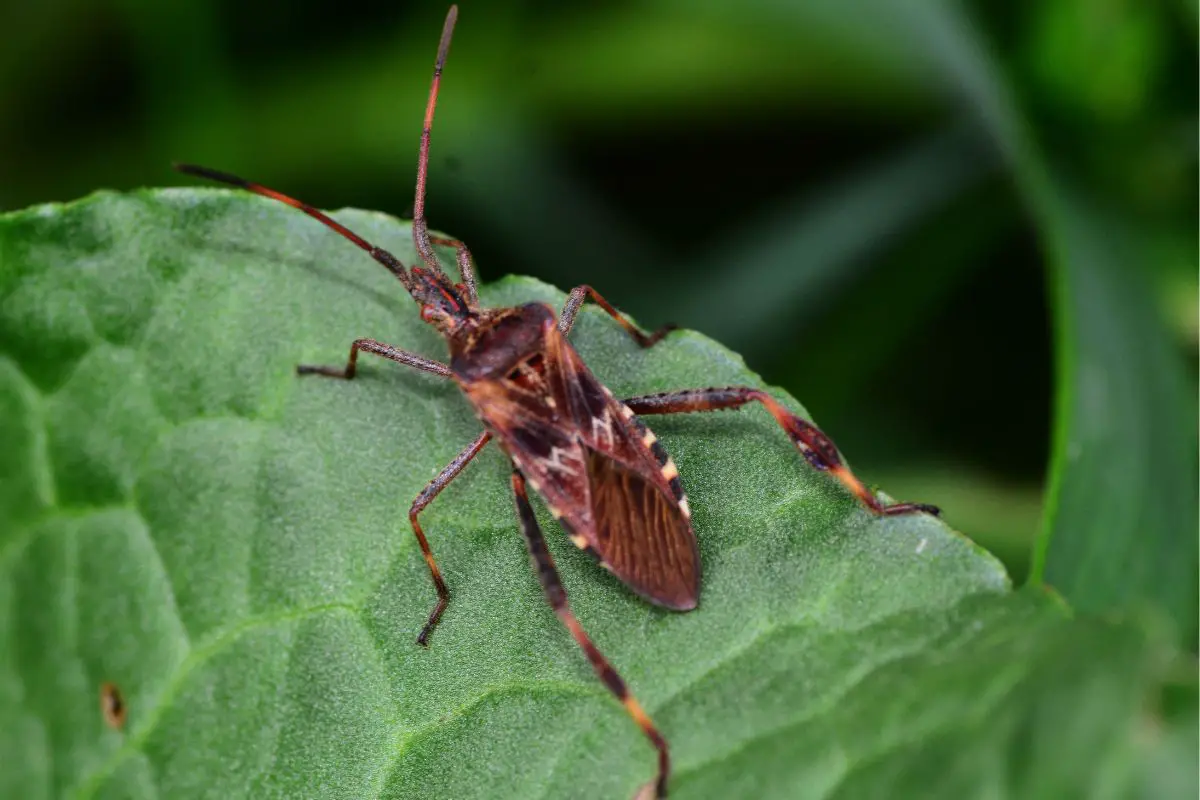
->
[0,1,1194,606]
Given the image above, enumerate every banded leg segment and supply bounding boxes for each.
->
[297,338,451,380]
[410,430,493,645]
[511,469,670,799]
[623,388,939,517]
[427,234,479,305]
[559,285,677,348]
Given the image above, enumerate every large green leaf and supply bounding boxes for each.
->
[0,191,1182,798]
[1034,187,1198,637]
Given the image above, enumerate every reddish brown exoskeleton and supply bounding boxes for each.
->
[176,6,937,796]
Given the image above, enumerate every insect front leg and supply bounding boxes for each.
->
[297,338,451,380]
[408,430,492,645]
[427,234,479,305]
[558,285,677,348]
[510,468,671,799]
[623,388,940,517]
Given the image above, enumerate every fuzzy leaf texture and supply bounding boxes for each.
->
[0,191,1185,799]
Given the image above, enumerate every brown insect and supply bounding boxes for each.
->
[175,6,937,796]
[100,682,126,729]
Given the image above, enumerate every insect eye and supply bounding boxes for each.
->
[421,306,438,322]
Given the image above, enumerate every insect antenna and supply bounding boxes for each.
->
[410,5,458,278]
[172,162,413,287]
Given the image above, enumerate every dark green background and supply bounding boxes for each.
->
[2,0,1195,609]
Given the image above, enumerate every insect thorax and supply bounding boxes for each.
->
[449,302,556,383]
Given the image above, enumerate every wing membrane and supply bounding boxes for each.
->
[586,448,699,610]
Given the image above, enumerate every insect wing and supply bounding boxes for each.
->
[547,329,700,610]
[584,447,699,609]
[465,318,701,611]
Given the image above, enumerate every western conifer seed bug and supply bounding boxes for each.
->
[176,6,938,796]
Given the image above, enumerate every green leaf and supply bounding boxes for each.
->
[0,191,1182,798]
[1035,189,1198,638]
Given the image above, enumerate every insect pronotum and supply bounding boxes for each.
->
[175,6,938,796]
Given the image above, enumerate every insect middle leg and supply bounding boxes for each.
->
[510,468,670,799]
[623,388,939,516]
[296,338,451,380]
[409,430,493,645]
[558,285,677,348]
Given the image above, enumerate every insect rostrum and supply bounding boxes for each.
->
[175,6,937,798]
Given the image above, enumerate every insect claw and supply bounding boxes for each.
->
[877,500,942,517]
[416,593,450,646]
[638,323,678,348]
[296,364,353,379]
[416,619,437,647]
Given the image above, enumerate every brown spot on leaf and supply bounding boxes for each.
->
[100,682,126,729]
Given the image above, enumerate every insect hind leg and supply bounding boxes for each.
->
[622,387,939,517]
[510,468,670,799]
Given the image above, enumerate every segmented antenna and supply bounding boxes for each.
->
[411,5,458,277]
[172,162,411,285]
